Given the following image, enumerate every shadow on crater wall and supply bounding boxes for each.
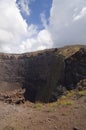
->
[0,46,86,103]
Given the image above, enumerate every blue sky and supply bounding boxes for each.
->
[17,0,52,30]
[0,0,86,53]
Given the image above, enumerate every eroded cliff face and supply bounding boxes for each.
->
[64,48,86,90]
[0,45,86,103]
[0,51,65,102]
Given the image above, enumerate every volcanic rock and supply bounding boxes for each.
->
[0,45,86,103]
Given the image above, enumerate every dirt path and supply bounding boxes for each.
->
[0,96,86,130]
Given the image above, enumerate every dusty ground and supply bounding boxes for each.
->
[0,95,86,130]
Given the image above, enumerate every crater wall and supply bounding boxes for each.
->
[0,46,86,103]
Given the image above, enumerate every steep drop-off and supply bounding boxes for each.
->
[0,45,86,103]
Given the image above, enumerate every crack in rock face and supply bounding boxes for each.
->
[0,46,86,103]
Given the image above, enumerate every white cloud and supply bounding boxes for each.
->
[73,7,86,21]
[0,0,28,52]
[0,0,86,53]
[0,0,53,53]
[19,29,53,53]
[40,13,48,29]
[49,0,86,47]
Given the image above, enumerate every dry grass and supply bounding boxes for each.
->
[58,45,82,58]
[48,102,58,107]
[77,90,86,96]
[65,90,86,98]
[57,99,74,106]
[66,90,75,98]
[33,90,86,110]
[47,95,74,108]
[33,102,43,110]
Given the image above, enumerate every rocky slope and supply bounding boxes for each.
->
[0,45,86,103]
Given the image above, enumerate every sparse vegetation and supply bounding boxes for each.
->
[48,101,58,107]
[66,90,75,98]
[77,90,86,96]
[64,90,86,98]
[57,98,74,106]
[0,45,85,130]
[33,90,86,110]
[33,102,43,110]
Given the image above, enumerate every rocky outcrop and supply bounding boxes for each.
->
[0,89,25,104]
[76,79,86,91]
[64,48,86,89]
[0,45,86,103]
